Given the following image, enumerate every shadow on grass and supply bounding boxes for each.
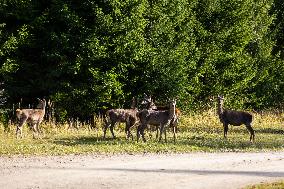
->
[256,128,284,135]
[53,136,136,146]
[51,132,284,152]
[186,127,256,135]
[177,137,254,150]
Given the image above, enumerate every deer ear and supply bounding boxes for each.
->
[143,93,148,98]
[208,96,214,101]
[218,95,224,100]
[48,99,52,106]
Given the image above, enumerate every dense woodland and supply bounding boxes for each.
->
[0,0,284,122]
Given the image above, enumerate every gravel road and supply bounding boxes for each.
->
[0,152,283,189]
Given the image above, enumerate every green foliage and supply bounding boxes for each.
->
[0,0,283,118]
[271,0,284,58]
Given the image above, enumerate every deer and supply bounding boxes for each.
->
[217,95,255,142]
[103,97,139,140]
[15,98,46,139]
[141,94,180,140]
[137,99,177,143]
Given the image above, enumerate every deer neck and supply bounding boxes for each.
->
[146,101,156,110]
[169,105,176,119]
[41,101,46,112]
[130,98,136,109]
[217,100,224,115]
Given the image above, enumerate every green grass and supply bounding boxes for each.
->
[245,180,284,189]
[0,109,284,156]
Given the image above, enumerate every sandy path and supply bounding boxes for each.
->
[0,152,283,189]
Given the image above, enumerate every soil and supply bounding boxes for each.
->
[0,152,284,189]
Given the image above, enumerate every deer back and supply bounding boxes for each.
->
[222,110,253,125]
[16,98,46,122]
[107,108,138,122]
[146,110,170,125]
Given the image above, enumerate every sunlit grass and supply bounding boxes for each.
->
[245,180,284,189]
[0,109,283,156]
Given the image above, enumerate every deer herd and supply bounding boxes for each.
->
[102,94,180,143]
[14,94,255,142]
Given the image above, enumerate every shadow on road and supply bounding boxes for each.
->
[25,165,284,178]
[94,168,284,177]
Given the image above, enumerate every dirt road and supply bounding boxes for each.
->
[0,152,283,189]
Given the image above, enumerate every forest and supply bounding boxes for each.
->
[1,0,284,122]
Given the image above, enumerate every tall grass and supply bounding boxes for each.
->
[0,109,283,156]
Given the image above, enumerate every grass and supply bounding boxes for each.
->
[0,109,284,156]
[245,180,284,189]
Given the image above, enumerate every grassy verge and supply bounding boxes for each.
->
[0,109,283,156]
[245,180,284,189]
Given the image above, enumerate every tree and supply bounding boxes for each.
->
[0,0,282,119]
[190,0,275,109]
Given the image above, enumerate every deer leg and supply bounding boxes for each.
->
[155,126,159,140]
[103,121,110,139]
[130,129,134,141]
[36,121,43,138]
[125,122,129,139]
[172,123,176,144]
[164,121,171,143]
[132,122,141,141]
[16,124,24,139]
[125,121,132,140]
[110,122,116,139]
[126,129,132,140]
[136,124,141,142]
[140,124,147,142]
[223,123,229,139]
[129,121,134,141]
[37,120,44,135]
[164,126,167,143]
[126,118,135,140]
[173,126,176,144]
[31,123,38,139]
[174,118,178,143]
[159,124,164,142]
[16,117,27,139]
[132,121,139,141]
[245,124,255,142]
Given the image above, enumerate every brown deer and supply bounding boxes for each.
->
[103,97,139,140]
[15,98,46,139]
[217,95,255,142]
[141,94,180,141]
[137,99,177,143]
